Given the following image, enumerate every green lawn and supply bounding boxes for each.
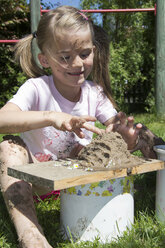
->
[1,113,165,247]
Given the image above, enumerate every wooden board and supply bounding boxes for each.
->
[7,159,165,191]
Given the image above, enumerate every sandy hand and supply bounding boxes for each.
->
[51,112,104,138]
[131,124,165,158]
[105,112,142,150]
[69,144,84,158]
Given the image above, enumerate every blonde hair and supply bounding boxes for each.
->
[92,25,116,107]
[14,5,116,106]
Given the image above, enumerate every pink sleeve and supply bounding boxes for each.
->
[8,80,38,111]
[95,89,117,124]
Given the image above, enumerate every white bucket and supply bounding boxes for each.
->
[60,177,134,243]
[153,145,165,221]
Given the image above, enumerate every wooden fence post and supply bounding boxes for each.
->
[156,0,165,117]
[30,0,41,66]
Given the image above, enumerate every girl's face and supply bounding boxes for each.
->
[39,28,95,92]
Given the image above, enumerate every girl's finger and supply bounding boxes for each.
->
[69,144,84,158]
[127,116,134,128]
[82,123,104,135]
[81,116,97,122]
[63,122,72,131]
[73,128,85,138]
[69,116,97,130]
[105,124,114,133]
[118,112,127,125]
[135,123,143,129]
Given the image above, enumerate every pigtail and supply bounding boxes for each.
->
[92,25,117,108]
[14,34,45,78]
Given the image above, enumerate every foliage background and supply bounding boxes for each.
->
[0,0,30,107]
[0,0,156,113]
[81,0,156,113]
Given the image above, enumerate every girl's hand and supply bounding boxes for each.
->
[105,112,142,150]
[50,112,104,138]
[69,144,84,158]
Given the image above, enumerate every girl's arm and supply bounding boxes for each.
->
[0,103,52,133]
[0,102,103,138]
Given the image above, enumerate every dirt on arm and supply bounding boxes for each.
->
[131,124,165,159]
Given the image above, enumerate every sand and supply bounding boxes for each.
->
[77,132,143,170]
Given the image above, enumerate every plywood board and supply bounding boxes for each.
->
[7,159,165,191]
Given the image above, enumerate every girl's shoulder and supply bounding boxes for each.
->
[27,75,51,86]
[23,75,54,95]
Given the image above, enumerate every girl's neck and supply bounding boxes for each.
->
[53,79,81,102]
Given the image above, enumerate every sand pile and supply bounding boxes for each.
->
[78,132,142,169]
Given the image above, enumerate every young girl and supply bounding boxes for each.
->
[0,5,143,248]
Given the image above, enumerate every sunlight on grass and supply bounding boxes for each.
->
[0,134,4,142]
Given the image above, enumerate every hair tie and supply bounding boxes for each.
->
[32,31,37,39]
[79,11,88,21]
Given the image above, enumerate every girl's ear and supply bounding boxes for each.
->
[93,45,96,57]
[38,53,49,68]
[93,45,96,52]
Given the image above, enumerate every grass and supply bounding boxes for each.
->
[0,113,165,247]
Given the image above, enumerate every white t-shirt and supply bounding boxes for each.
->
[9,75,117,160]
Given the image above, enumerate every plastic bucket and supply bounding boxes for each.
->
[154,145,165,221]
[60,176,134,243]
